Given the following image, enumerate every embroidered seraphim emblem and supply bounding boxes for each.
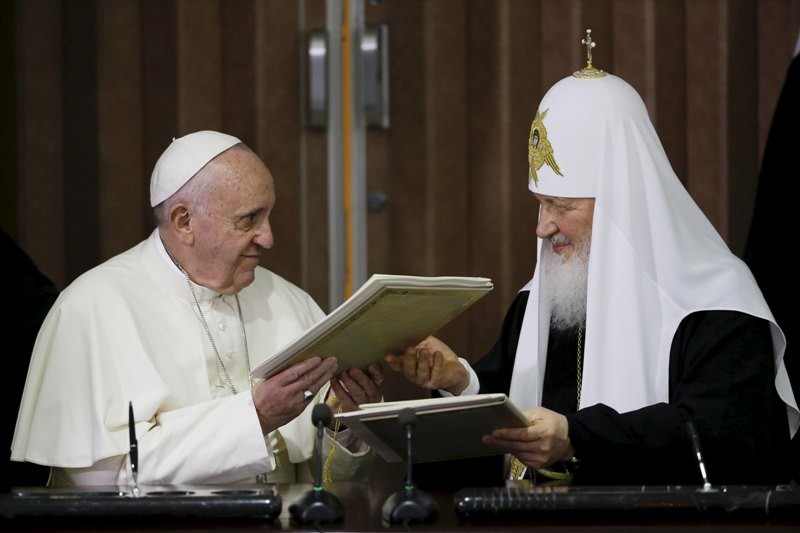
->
[528,108,563,186]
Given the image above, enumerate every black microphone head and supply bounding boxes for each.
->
[311,403,333,426]
[398,408,417,428]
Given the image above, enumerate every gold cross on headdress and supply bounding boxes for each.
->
[573,28,607,79]
[582,29,596,69]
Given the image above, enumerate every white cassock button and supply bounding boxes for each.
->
[218,322,226,331]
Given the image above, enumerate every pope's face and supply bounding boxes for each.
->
[534,194,595,261]
[188,147,275,295]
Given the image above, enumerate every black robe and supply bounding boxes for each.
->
[2,229,58,490]
[415,291,791,491]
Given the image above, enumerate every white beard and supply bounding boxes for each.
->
[540,235,590,331]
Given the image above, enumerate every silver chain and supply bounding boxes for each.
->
[179,267,253,394]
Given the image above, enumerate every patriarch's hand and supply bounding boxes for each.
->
[384,336,469,395]
[482,406,574,469]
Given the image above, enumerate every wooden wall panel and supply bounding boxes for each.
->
[611,0,648,99]
[221,0,257,144]
[540,0,579,92]
[505,0,542,307]
[387,0,472,357]
[97,1,145,258]
[7,0,800,395]
[652,0,687,180]
[142,0,178,219]
[387,0,429,278]
[466,0,512,354]
[18,0,65,288]
[63,1,100,282]
[1,1,18,236]
[727,0,759,255]
[364,0,392,282]
[465,0,530,361]
[686,0,728,240]
[298,0,331,308]
[177,0,223,133]
[255,0,305,296]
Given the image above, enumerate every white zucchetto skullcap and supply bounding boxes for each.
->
[150,130,242,206]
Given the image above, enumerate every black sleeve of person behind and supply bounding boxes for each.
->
[414,292,530,492]
[744,52,800,483]
[1,228,58,491]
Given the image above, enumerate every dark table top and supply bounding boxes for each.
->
[1,481,798,532]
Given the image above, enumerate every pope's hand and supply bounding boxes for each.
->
[384,335,469,395]
[251,356,338,435]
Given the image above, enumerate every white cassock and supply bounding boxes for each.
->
[12,230,371,486]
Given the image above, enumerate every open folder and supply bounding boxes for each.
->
[333,394,530,463]
[250,274,493,379]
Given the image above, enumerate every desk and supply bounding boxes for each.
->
[1,482,798,532]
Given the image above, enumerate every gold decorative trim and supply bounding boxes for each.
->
[528,109,563,186]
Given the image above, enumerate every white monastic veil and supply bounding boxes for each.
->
[509,73,799,438]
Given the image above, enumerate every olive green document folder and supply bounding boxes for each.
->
[250,274,493,380]
[333,393,530,463]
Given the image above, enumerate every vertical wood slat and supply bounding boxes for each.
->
[727,0,759,256]
[540,0,577,92]
[295,0,330,309]
[686,0,728,240]
[254,0,306,294]
[97,1,144,258]
[0,1,18,236]
[424,0,469,278]
[416,0,471,355]
[466,0,518,360]
[505,0,542,305]
[142,0,178,219]
[141,0,180,220]
[611,0,648,103]
[17,0,65,288]
[62,0,99,282]
[176,0,223,133]
[221,0,257,144]
[364,0,391,282]
[387,0,428,278]
[466,0,507,359]
[652,0,687,181]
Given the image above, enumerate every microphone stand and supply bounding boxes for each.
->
[289,403,344,524]
[686,420,715,492]
[382,408,438,524]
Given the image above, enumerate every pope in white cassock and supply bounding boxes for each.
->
[11,131,383,486]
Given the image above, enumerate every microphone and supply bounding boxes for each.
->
[381,408,439,524]
[128,401,140,497]
[289,403,344,524]
[685,420,714,492]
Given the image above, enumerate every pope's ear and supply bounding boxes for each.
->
[169,204,194,244]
